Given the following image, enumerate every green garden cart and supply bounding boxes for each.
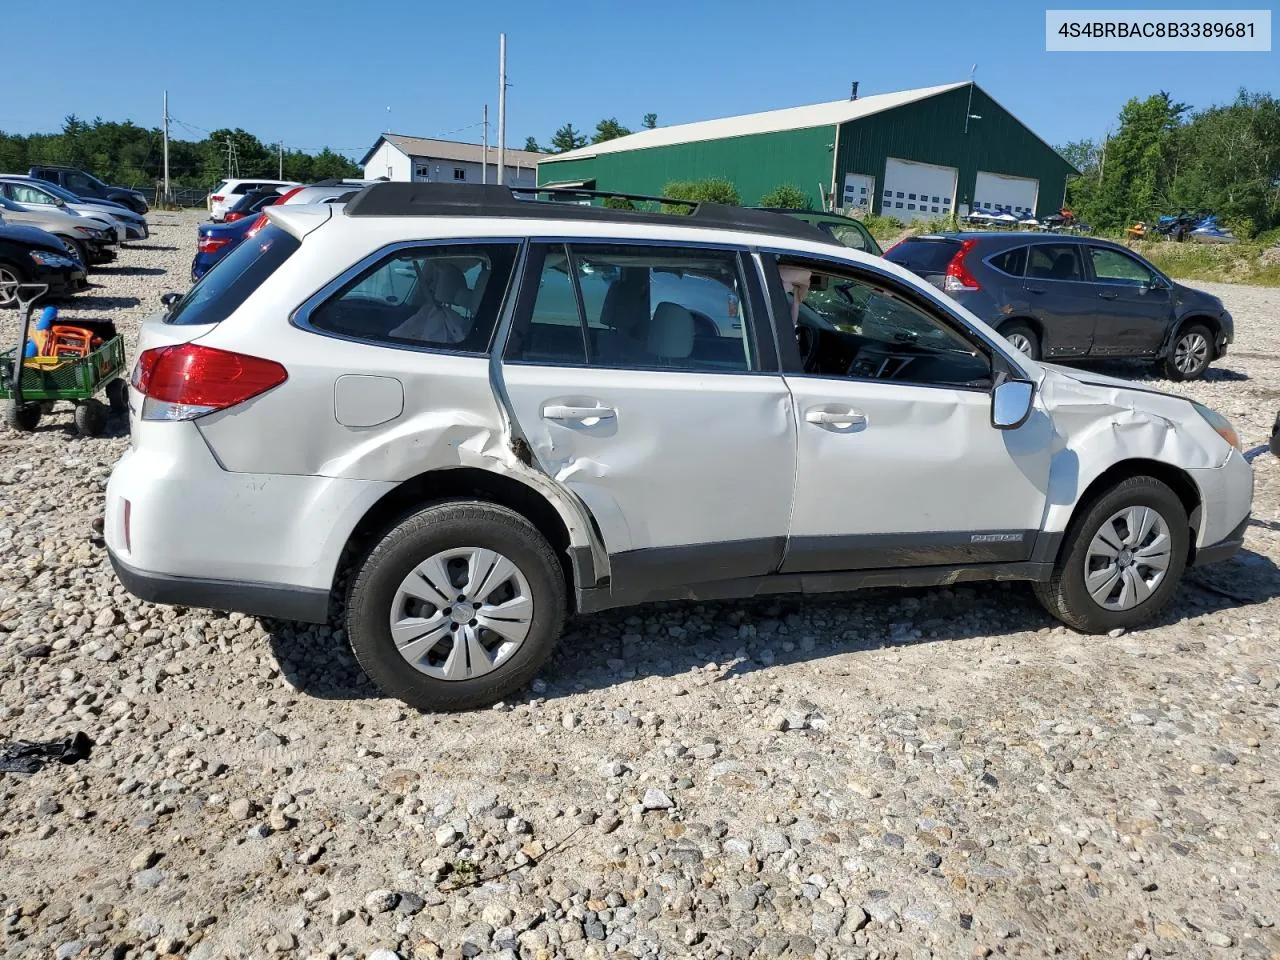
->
[1,283,128,437]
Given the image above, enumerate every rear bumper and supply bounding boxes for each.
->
[109,549,330,622]
[104,421,395,620]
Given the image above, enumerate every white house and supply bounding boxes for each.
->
[360,134,543,188]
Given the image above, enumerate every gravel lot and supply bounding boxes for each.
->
[1,210,1278,960]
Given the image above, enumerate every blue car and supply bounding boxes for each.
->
[191,214,263,281]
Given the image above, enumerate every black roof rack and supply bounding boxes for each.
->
[342,183,834,245]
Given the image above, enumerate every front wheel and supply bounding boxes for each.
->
[6,401,40,432]
[346,501,567,712]
[1034,476,1188,633]
[1161,323,1213,381]
[1001,322,1040,361]
[0,261,27,308]
[59,237,87,268]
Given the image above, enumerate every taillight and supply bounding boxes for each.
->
[211,195,224,203]
[197,236,231,254]
[883,240,904,256]
[276,186,304,203]
[224,211,244,222]
[245,214,269,239]
[943,239,981,293]
[130,344,287,421]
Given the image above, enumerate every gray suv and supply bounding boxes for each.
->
[885,232,1233,380]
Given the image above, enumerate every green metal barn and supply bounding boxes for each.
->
[536,82,1078,221]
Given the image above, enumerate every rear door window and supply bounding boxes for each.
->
[1026,244,1083,281]
[167,224,300,326]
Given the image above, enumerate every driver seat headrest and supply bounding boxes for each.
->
[647,301,695,361]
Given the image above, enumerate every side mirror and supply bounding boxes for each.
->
[159,291,182,307]
[991,378,1035,430]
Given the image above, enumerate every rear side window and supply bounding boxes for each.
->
[1026,244,1083,281]
[303,242,520,354]
[989,246,1027,277]
[167,224,299,326]
[883,238,961,273]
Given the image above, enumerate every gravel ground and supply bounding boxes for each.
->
[1,210,1278,960]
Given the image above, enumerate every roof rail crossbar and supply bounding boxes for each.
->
[341,183,833,245]
[512,186,696,209]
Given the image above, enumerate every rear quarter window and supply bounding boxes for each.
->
[988,246,1027,277]
[166,224,299,326]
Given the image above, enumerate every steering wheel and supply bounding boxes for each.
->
[796,323,819,371]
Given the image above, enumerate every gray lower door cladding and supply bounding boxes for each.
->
[779,529,1040,574]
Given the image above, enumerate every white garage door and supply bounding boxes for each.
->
[973,171,1040,218]
[882,158,957,222]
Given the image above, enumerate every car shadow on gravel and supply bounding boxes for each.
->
[263,547,1280,706]
[75,293,142,309]
[96,266,167,277]
[124,244,178,252]
[1070,359,1250,383]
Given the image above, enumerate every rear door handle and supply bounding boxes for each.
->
[1026,287,1048,295]
[805,408,867,428]
[542,403,616,423]
[1097,291,1119,300]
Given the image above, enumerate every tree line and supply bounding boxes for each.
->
[525,112,659,154]
[0,116,361,189]
[1059,89,1280,238]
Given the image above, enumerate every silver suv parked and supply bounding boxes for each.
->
[105,184,1253,711]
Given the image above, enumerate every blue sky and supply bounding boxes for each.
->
[4,0,1275,160]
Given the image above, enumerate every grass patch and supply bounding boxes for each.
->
[1132,241,1280,287]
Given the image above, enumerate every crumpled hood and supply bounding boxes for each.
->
[1034,360,1186,402]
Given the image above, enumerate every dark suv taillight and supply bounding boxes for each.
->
[131,344,287,421]
[944,239,981,293]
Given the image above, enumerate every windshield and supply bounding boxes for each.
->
[167,224,300,326]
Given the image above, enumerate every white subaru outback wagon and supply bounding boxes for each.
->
[105,184,1253,711]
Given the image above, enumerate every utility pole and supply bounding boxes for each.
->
[162,90,171,206]
[497,33,507,186]
[278,140,284,180]
[482,104,489,185]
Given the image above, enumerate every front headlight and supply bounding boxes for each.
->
[1192,401,1241,452]
[29,250,75,268]
[74,225,102,237]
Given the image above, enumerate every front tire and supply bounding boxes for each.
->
[59,237,87,268]
[1161,323,1213,381]
[6,401,40,432]
[1034,476,1188,633]
[1001,322,1040,361]
[0,261,27,308]
[346,500,567,712]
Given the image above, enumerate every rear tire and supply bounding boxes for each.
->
[1034,475,1188,633]
[1000,322,1040,360]
[1160,323,1213,381]
[346,500,567,712]
[73,398,107,437]
[5,401,40,432]
[105,379,129,414]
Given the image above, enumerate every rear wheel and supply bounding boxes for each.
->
[0,262,26,308]
[1160,323,1212,381]
[346,500,567,712]
[1034,476,1188,633]
[1001,322,1040,360]
[73,398,107,437]
[105,379,129,414]
[5,401,40,432]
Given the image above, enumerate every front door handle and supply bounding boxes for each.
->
[542,403,616,423]
[805,408,867,429]
[1097,291,1119,300]
[1026,287,1047,295]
